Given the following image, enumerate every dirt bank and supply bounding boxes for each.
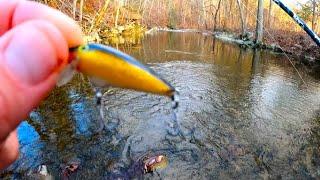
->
[264,30,320,59]
[214,30,320,64]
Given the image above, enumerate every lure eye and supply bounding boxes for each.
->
[79,45,89,51]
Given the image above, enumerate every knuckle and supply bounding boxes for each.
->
[0,93,11,142]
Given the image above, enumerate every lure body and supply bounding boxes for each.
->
[62,43,175,97]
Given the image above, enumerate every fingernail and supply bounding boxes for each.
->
[4,28,58,85]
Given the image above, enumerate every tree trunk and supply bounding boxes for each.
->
[312,0,316,31]
[89,0,111,32]
[236,0,246,36]
[79,0,84,23]
[255,0,264,43]
[114,1,121,28]
[267,0,273,29]
[202,0,207,29]
[213,0,222,31]
[73,0,78,20]
[244,0,249,27]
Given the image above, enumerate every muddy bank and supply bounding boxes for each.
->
[264,30,320,59]
[214,31,320,66]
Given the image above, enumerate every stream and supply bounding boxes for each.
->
[1,31,320,179]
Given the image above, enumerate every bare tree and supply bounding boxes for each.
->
[114,0,121,28]
[236,0,247,37]
[89,0,111,32]
[312,0,317,31]
[73,0,78,19]
[267,0,273,29]
[202,0,207,28]
[213,0,222,31]
[255,0,264,43]
[79,0,84,23]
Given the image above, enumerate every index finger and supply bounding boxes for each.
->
[0,0,83,47]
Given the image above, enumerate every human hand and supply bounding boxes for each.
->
[0,0,82,169]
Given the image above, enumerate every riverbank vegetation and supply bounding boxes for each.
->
[36,0,320,58]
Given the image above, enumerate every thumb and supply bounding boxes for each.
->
[0,20,69,142]
[0,130,18,169]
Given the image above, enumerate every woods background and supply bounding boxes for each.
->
[35,0,319,33]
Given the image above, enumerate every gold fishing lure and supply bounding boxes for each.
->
[58,43,175,98]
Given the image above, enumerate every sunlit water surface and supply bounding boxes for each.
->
[1,32,320,179]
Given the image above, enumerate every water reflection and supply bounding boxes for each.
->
[1,32,320,179]
[15,122,44,171]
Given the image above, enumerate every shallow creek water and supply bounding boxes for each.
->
[1,32,320,179]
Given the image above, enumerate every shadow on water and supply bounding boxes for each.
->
[2,32,320,179]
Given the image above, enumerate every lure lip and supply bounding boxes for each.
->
[69,43,176,96]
